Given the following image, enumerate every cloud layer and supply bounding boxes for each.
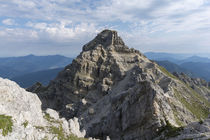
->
[0,0,210,56]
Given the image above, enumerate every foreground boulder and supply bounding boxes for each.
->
[29,30,210,140]
[0,77,89,140]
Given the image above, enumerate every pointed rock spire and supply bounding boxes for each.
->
[83,29,125,51]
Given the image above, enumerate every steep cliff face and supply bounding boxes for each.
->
[30,30,210,140]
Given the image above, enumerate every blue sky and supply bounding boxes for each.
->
[0,0,210,57]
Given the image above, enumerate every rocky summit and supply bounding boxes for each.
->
[13,29,210,140]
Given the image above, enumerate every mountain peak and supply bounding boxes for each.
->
[29,30,210,140]
[83,29,125,51]
[26,54,35,57]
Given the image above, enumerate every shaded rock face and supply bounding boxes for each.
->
[30,30,210,140]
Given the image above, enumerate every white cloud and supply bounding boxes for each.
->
[2,18,16,25]
[25,21,99,42]
[13,0,36,9]
[0,0,210,56]
[31,22,48,30]
[153,0,206,16]
[0,21,100,55]
[0,28,38,41]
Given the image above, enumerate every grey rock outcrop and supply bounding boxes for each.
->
[30,30,210,140]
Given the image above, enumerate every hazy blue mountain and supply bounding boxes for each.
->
[144,52,192,63]
[145,52,210,64]
[12,67,63,88]
[180,56,210,63]
[180,62,210,81]
[155,61,196,77]
[0,66,21,78]
[146,52,210,81]
[0,55,73,78]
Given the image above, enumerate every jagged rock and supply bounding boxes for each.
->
[29,30,210,140]
[27,82,46,93]
[69,117,86,138]
[46,108,60,120]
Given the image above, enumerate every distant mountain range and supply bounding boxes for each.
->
[144,52,192,63]
[155,61,196,77]
[180,62,210,81]
[145,52,210,61]
[145,52,210,81]
[0,55,73,87]
[1,52,209,88]
[12,67,64,88]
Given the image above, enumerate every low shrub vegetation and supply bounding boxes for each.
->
[22,120,28,128]
[0,114,13,136]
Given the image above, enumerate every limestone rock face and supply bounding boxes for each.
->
[69,117,86,138]
[0,78,87,139]
[30,30,210,140]
[0,78,45,126]
[0,78,47,139]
